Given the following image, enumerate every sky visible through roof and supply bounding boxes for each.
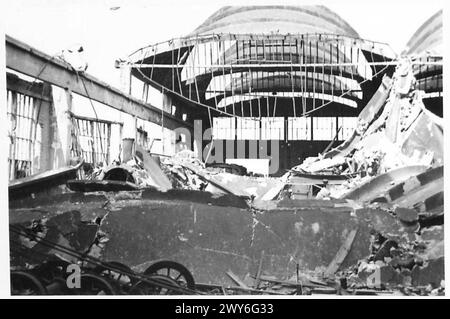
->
[3,0,443,89]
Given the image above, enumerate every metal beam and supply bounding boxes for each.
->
[5,35,191,130]
[124,61,442,69]
[6,72,53,103]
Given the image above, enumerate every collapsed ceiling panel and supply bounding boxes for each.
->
[126,5,394,119]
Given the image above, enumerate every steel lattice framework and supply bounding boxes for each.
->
[125,34,399,121]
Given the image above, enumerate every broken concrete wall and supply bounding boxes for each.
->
[10,190,372,285]
[9,183,444,291]
[10,210,99,267]
[99,198,372,285]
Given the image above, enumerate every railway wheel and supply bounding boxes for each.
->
[11,271,46,295]
[129,274,180,295]
[143,260,195,290]
[94,261,135,285]
[74,273,116,295]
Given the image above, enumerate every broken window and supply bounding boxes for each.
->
[7,90,42,180]
[337,117,358,140]
[236,117,260,140]
[71,116,112,165]
[261,117,284,140]
[312,117,336,141]
[288,116,311,140]
[213,117,235,140]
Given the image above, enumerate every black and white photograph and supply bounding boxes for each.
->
[0,0,446,300]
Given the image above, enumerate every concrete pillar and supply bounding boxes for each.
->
[142,83,149,102]
[51,86,73,168]
[64,89,73,164]
[194,119,203,160]
[38,95,53,172]
[119,65,132,95]
[121,114,136,163]
[161,92,173,155]
[119,66,135,162]
[162,92,172,114]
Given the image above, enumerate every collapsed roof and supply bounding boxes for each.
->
[127,5,395,119]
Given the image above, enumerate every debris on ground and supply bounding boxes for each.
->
[8,59,443,295]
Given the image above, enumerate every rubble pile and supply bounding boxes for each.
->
[287,59,442,199]
[336,208,444,296]
[161,153,281,199]
[275,59,444,295]
[79,147,280,200]
[160,150,210,191]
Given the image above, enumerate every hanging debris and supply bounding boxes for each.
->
[7,6,444,296]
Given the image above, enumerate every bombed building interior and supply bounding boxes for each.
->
[6,5,444,296]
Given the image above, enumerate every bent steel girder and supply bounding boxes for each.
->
[209,92,360,111]
[215,41,363,72]
[188,65,365,85]
[221,72,360,94]
[128,31,393,118]
[218,96,359,117]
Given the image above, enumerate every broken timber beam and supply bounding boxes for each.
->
[251,275,327,288]
[324,228,358,277]
[5,35,191,131]
[255,250,265,289]
[225,270,249,289]
[179,163,245,198]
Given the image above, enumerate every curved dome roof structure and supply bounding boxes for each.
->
[127,6,394,120]
[405,10,443,117]
[190,5,359,37]
[405,9,442,56]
